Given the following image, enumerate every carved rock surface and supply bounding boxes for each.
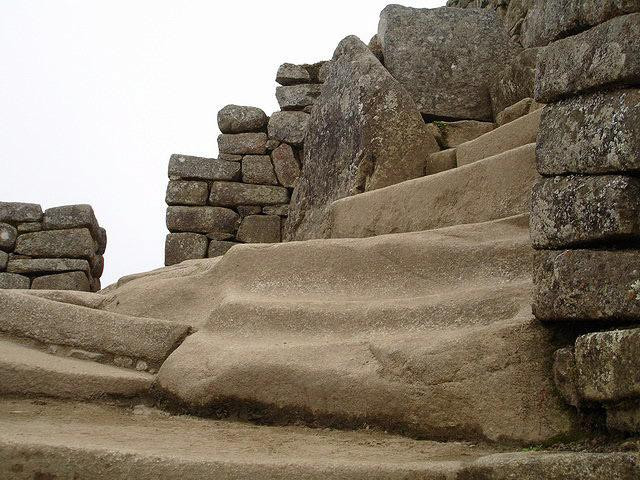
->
[379,5,519,120]
[285,35,438,240]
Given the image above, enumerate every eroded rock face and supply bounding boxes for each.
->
[537,88,640,175]
[490,48,541,116]
[284,35,438,240]
[379,5,519,120]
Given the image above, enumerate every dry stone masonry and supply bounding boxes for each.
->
[0,202,106,291]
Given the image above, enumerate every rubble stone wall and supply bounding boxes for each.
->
[164,62,326,265]
[0,202,106,291]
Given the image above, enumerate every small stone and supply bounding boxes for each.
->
[132,404,169,417]
[0,202,43,225]
[207,240,238,257]
[276,84,322,111]
[166,206,240,235]
[496,98,533,126]
[0,251,7,271]
[16,222,42,233]
[0,223,18,251]
[47,344,59,355]
[262,205,289,216]
[217,133,268,155]
[113,356,134,368]
[530,175,640,249]
[535,14,640,103]
[96,227,107,256]
[242,155,278,185]
[218,153,242,162]
[209,182,290,207]
[425,149,457,176]
[426,120,494,149]
[164,233,209,266]
[14,228,96,259]
[267,111,310,146]
[68,349,106,362]
[166,180,209,206]
[217,104,268,134]
[276,63,311,86]
[266,139,281,151]
[236,215,281,243]
[271,143,301,188]
[206,231,234,241]
[236,206,262,217]
[7,258,90,275]
[168,154,241,181]
[31,271,91,291]
[42,205,100,239]
[135,360,148,371]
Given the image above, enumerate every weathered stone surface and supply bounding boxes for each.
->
[42,205,99,240]
[165,180,209,206]
[0,251,7,271]
[607,402,640,433]
[275,63,311,86]
[490,47,540,116]
[168,154,241,181]
[368,34,383,62]
[90,254,104,278]
[218,153,242,162]
[537,88,640,175]
[217,133,268,155]
[285,36,438,240]
[535,14,640,103]
[0,223,17,251]
[209,182,289,207]
[236,205,262,217]
[96,227,107,256]
[267,111,310,146]
[575,328,640,402]
[164,233,208,266]
[207,240,238,257]
[533,249,640,321]
[241,155,278,185]
[166,206,240,235]
[7,258,90,275]
[427,120,495,149]
[237,215,281,243]
[522,0,640,48]
[303,61,327,83]
[496,97,534,126]
[262,205,289,216]
[276,84,322,110]
[217,104,267,134]
[0,272,29,289]
[425,149,457,176]
[553,348,580,408]
[0,202,42,224]
[271,143,300,188]
[530,175,640,249]
[16,222,41,233]
[31,271,91,291]
[317,61,332,83]
[14,229,95,259]
[379,5,519,120]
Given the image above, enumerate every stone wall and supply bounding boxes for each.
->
[164,62,326,265]
[0,202,106,291]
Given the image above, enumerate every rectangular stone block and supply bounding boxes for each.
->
[42,205,99,240]
[0,272,30,289]
[262,205,289,216]
[31,271,91,292]
[0,223,17,251]
[537,88,640,175]
[7,258,90,274]
[14,228,96,259]
[217,133,268,155]
[164,233,208,266]
[535,14,640,103]
[17,222,42,233]
[425,149,457,176]
[236,215,281,243]
[0,202,42,225]
[530,175,640,249]
[168,154,241,181]
[271,143,301,188]
[241,155,278,185]
[166,206,240,235]
[209,182,290,207]
[426,120,494,150]
[533,249,640,321]
[165,180,209,206]
[275,84,322,110]
[207,240,238,257]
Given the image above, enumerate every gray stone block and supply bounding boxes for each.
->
[164,233,208,266]
[42,204,100,241]
[16,222,42,233]
[0,272,30,289]
[271,143,301,188]
[217,133,268,155]
[209,182,289,207]
[217,104,268,134]
[267,111,310,146]
[168,154,241,181]
[89,255,104,278]
[207,240,238,258]
[7,258,90,275]
[276,84,322,111]
[276,63,311,86]
[241,155,278,185]
[31,271,91,292]
[166,180,209,206]
[533,249,640,322]
[537,88,640,175]
[0,223,17,251]
[530,175,640,249]
[236,205,262,217]
[0,202,42,225]
[14,228,96,259]
[490,48,540,117]
[96,227,107,256]
[236,215,281,243]
[535,14,640,103]
[166,206,240,235]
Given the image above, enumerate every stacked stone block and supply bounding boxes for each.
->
[527,11,640,433]
[0,202,106,291]
[165,62,327,265]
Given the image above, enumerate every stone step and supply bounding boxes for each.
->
[0,290,191,369]
[0,398,636,480]
[0,340,153,400]
[456,107,541,166]
[328,143,537,239]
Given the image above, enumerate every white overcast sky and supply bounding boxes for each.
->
[1,0,446,286]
